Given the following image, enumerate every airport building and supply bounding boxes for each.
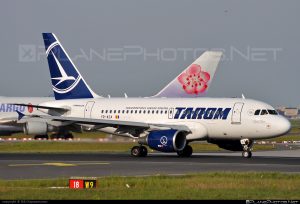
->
[276,107,300,119]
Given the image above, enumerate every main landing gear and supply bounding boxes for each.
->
[34,135,49,140]
[240,139,253,158]
[50,132,74,140]
[131,146,148,157]
[177,145,193,157]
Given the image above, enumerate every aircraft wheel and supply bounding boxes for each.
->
[131,146,147,157]
[34,135,48,140]
[177,145,193,157]
[242,151,252,158]
[64,133,74,139]
[140,146,148,157]
[131,146,141,157]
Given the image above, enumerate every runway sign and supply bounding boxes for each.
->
[69,177,97,189]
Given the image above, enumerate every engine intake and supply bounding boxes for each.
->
[139,129,186,152]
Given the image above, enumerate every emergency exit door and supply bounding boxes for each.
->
[84,101,95,118]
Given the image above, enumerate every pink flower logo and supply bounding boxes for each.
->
[177,64,210,95]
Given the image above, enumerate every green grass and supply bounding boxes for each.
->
[0,141,135,153]
[0,172,299,199]
[0,141,274,153]
[266,134,300,142]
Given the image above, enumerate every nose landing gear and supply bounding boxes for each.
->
[240,139,253,158]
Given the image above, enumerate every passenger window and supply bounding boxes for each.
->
[152,110,154,114]
[135,110,137,114]
[105,110,108,113]
[254,109,260,115]
[101,110,104,114]
[161,110,163,114]
[143,110,146,114]
[131,110,133,114]
[118,110,120,114]
[165,110,167,114]
[114,110,116,113]
[148,110,150,114]
[126,110,129,114]
[110,110,112,114]
[261,110,268,115]
[122,110,125,114]
[156,110,159,114]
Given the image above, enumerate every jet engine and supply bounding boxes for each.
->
[139,129,186,152]
[23,121,53,135]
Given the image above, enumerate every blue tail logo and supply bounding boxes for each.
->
[42,33,99,100]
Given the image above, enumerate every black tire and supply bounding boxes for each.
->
[242,151,252,158]
[34,135,48,140]
[140,146,148,157]
[177,145,193,157]
[64,133,74,139]
[131,146,141,157]
[248,151,252,158]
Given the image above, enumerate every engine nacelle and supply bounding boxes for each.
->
[139,129,186,152]
[24,122,50,135]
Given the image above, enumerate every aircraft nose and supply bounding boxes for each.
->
[277,116,291,136]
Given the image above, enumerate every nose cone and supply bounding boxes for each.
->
[276,116,291,136]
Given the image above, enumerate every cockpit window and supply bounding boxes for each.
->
[261,109,268,115]
[254,109,260,115]
[267,109,278,115]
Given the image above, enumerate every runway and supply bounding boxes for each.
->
[0,149,299,180]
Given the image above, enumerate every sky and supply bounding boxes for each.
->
[0,0,299,107]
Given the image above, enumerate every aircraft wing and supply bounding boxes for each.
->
[22,114,191,135]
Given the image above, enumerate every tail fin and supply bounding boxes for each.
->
[42,33,99,100]
[153,51,223,98]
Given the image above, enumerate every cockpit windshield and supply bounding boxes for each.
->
[267,109,278,115]
[254,109,278,115]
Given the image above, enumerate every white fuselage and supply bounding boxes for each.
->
[40,97,291,141]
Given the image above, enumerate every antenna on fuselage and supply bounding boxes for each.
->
[124,93,128,98]
[242,93,246,99]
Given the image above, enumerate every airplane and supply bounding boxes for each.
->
[17,33,291,158]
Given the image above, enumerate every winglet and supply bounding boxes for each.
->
[16,110,25,120]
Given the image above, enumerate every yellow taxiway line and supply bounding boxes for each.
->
[8,162,110,167]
